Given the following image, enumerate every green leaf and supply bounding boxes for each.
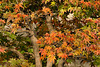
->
[51,1,56,6]
[81,26,87,30]
[66,59,72,63]
[39,44,45,47]
[21,50,25,54]
[28,48,33,53]
[30,64,35,67]
[2,59,7,63]
[56,59,60,64]
[5,32,16,40]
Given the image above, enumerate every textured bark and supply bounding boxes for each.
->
[46,58,53,67]
[58,59,65,67]
[46,15,55,33]
[29,24,42,67]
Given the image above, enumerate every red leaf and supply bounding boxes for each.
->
[37,40,41,44]
[95,50,100,55]
[0,19,6,23]
[68,53,73,56]
[45,33,49,37]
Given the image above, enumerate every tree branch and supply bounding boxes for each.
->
[46,15,55,33]
[0,46,24,59]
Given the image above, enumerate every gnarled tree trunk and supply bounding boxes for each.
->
[29,24,42,67]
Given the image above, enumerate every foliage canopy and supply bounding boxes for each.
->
[0,0,100,67]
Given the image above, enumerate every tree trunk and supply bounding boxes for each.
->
[29,24,42,67]
[46,15,55,33]
[58,59,65,67]
[46,58,53,67]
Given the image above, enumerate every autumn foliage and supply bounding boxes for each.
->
[0,0,100,67]
[37,19,100,62]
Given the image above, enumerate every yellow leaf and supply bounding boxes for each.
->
[66,46,73,52]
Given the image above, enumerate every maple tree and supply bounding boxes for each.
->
[0,0,100,67]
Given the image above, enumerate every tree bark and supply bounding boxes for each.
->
[29,24,42,67]
[58,59,65,67]
[46,58,53,67]
[46,15,55,33]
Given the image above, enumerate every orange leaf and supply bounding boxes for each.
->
[0,1,2,4]
[62,42,67,48]
[42,7,52,15]
[45,33,49,37]
[66,46,73,52]
[22,14,28,18]
[0,48,5,53]
[68,53,73,56]
[95,50,100,55]
[58,53,68,59]
[45,46,51,50]
[0,19,5,23]
[37,40,41,44]
[5,6,9,9]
